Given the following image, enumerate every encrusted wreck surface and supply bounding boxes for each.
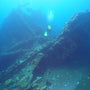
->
[0,11,90,90]
[0,8,48,71]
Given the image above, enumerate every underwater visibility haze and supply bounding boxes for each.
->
[0,0,90,28]
[0,0,90,90]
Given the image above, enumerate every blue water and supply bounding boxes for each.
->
[0,0,90,89]
[0,0,90,69]
[0,0,90,31]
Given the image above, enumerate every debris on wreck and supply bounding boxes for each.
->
[0,10,90,90]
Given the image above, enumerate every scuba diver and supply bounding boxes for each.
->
[44,10,54,37]
[44,25,52,37]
